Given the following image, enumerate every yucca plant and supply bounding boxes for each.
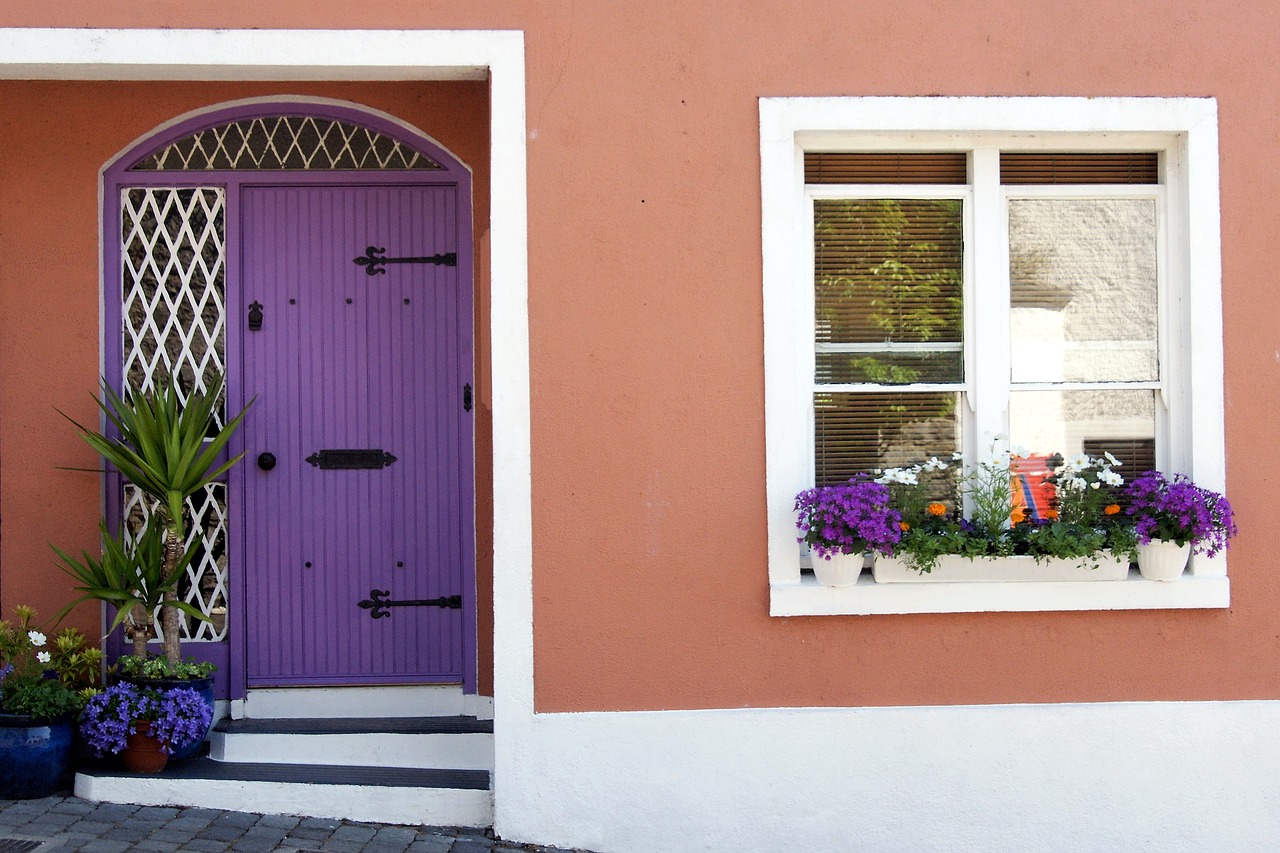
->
[53,521,202,657]
[61,375,251,665]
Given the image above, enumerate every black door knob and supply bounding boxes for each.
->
[257,452,277,471]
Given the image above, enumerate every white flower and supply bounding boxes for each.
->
[1010,444,1030,458]
[27,631,45,647]
[1103,451,1122,467]
[952,451,964,460]
[1100,469,1124,486]
[1090,481,1101,489]
[36,651,50,664]
[1061,475,1086,491]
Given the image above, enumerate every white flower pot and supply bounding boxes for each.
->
[1137,540,1191,581]
[872,552,1131,583]
[811,552,865,588]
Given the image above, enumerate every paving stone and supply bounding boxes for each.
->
[162,815,213,831]
[147,829,200,844]
[76,840,136,853]
[330,825,378,843]
[256,813,301,829]
[316,841,364,853]
[182,838,233,852]
[199,824,249,841]
[231,835,285,853]
[49,800,96,816]
[449,841,496,853]
[101,825,154,842]
[406,838,454,853]
[131,840,184,853]
[134,807,181,821]
[374,827,419,844]
[286,827,337,842]
[0,811,33,826]
[23,813,79,830]
[87,804,139,821]
[215,811,263,829]
[182,808,224,821]
[299,817,343,830]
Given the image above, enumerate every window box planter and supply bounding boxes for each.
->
[872,552,1131,584]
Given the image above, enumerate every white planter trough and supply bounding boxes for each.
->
[872,551,1132,583]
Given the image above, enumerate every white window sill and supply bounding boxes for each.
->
[770,569,1229,616]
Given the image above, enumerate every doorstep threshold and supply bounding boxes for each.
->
[79,758,490,790]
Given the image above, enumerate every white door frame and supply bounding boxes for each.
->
[0,25,534,831]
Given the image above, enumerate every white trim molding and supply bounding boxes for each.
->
[0,25,534,837]
[761,96,1226,616]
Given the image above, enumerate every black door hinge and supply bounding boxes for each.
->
[463,383,472,412]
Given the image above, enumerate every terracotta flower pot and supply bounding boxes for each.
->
[120,720,168,773]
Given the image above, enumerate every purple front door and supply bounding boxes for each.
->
[241,185,472,686]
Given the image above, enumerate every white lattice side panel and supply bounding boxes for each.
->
[121,187,226,424]
[124,483,229,642]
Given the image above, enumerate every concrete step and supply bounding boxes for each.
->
[237,685,493,720]
[74,758,493,827]
[211,716,495,770]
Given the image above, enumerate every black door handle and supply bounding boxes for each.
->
[257,452,276,471]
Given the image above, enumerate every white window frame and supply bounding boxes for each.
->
[761,96,1227,616]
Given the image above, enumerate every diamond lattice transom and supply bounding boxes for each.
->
[121,187,226,424]
[130,116,443,171]
[124,483,229,642]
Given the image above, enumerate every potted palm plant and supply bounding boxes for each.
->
[59,374,250,758]
[61,374,250,668]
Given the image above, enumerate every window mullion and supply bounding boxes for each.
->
[969,148,1007,453]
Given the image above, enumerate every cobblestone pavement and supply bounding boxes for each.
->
[0,795,597,853]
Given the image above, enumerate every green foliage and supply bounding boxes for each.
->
[1,676,81,721]
[52,521,207,635]
[48,628,103,691]
[115,654,216,680]
[0,607,87,720]
[61,377,251,540]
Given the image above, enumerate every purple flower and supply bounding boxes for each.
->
[795,476,903,559]
[1124,471,1237,557]
[79,681,212,756]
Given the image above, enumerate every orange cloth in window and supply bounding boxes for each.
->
[1010,455,1056,523]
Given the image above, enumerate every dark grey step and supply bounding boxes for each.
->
[214,715,493,736]
[79,757,490,790]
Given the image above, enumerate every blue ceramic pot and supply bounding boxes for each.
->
[0,713,73,798]
[117,675,215,761]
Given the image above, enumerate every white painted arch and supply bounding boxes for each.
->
[0,25,534,837]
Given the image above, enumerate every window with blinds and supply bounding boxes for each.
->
[808,154,967,485]
[806,150,1164,487]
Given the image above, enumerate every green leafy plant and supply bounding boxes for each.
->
[61,375,251,666]
[115,654,215,681]
[53,521,202,656]
[0,606,87,721]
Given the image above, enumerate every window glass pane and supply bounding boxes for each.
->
[815,199,963,385]
[1009,389,1155,463]
[1008,198,1158,383]
[815,391,962,486]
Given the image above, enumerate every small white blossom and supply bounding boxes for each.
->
[1010,444,1030,458]
[1090,481,1101,489]
[1103,451,1122,467]
[952,451,964,460]
[27,631,45,647]
[1099,469,1124,486]
[36,651,50,664]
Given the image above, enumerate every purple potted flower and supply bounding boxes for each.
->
[79,681,212,773]
[1123,471,1237,581]
[794,476,902,587]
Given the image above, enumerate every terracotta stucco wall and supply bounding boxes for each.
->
[0,80,493,693]
[1,3,1278,711]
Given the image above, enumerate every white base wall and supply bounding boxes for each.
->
[496,700,1280,853]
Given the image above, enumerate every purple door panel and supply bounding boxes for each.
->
[241,185,469,686]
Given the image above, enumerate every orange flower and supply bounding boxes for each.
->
[1104,504,1121,516]
[1010,506,1027,525]
[927,502,947,517]
[1043,509,1059,520]
[900,521,911,531]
